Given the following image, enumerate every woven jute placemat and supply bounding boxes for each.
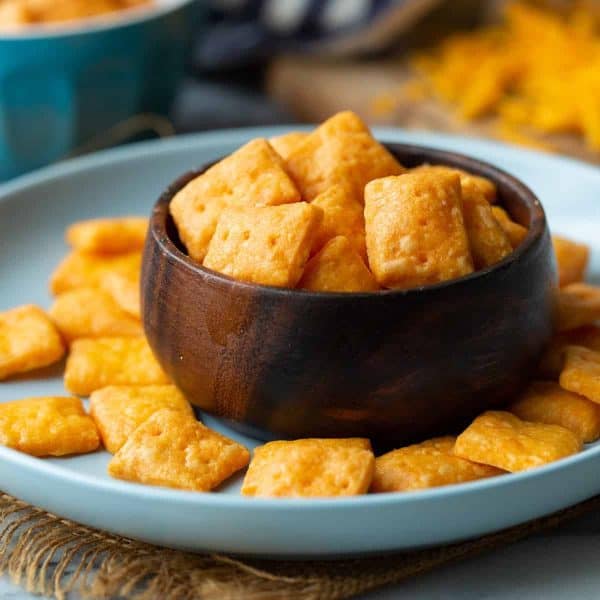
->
[1,493,600,600]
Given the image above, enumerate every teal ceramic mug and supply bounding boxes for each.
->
[0,0,198,180]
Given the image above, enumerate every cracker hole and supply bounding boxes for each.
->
[196,204,205,213]
[268,235,279,247]
[242,231,250,241]
[221,231,229,241]
[418,218,428,227]
[417,254,428,265]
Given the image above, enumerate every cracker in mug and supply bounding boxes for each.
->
[371,436,502,493]
[364,172,474,288]
[552,235,590,287]
[204,203,322,288]
[64,337,169,396]
[50,288,142,343]
[241,438,374,497]
[510,381,600,443]
[454,410,581,472]
[299,236,379,293]
[108,409,249,491]
[90,384,192,453]
[491,206,528,249]
[100,271,141,319]
[50,250,141,296]
[66,217,148,254]
[269,131,308,160]
[284,111,405,203]
[311,184,367,259]
[559,345,600,404]
[0,396,99,457]
[557,283,600,332]
[170,138,300,262]
[0,305,65,380]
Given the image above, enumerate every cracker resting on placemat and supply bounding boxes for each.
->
[0,492,598,599]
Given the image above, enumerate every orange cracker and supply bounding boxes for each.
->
[299,236,379,293]
[50,250,141,296]
[108,409,249,491]
[411,165,509,268]
[0,305,65,380]
[64,337,169,396]
[364,172,474,289]
[66,217,148,254]
[311,184,367,259]
[552,235,590,287]
[539,326,600,378]
[90,384,192,453]
[510,381,600,443]
[411,164,497,203]
[100,271,141,319]
[454,410,581,472]
[241,438,374,498]
[0,396,99,457]
[284,111,405,203]
[204,203,322,288]
[557,283,600,332]
[491,206,528,249]
[50,288,142,343]
[371,436,502,492]
[559,345,600,404]
[169,138,300,262]
[269,131,308,160]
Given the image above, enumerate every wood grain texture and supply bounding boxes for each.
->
[142,143,556,446]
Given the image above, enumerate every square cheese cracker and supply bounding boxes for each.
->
[491,206,528,249]
[241,438,375,497]
[66,217,148,254]
[557,283,600,332]
[364,172,474,288]
[64,337,169,396]
[0,396,99,457]
[454,411,581,472]
[50,288,142,343]
[0,305,65,380]
[510,381,600,443]
[371,436,502,492]
[204,203,322,288]
[169,138,300,262]
[553,235,589,287]
[108,409,249,491]
[90,384,193,453]
[559,345,600,404]
[284,111,405,203]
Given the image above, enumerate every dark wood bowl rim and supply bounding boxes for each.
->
[149,141,547,299]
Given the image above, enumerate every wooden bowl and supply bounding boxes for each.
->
[142,143,557,446]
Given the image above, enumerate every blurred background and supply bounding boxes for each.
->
[1,0,599,180]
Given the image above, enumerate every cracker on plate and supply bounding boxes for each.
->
[66,217,148,254]
[364,172,474,288]
[0,305,65,380]
[64,337,169,396]
[0,396,99,457]
[557,283,600,332]
[510,381,600,443]
[284,111,405,203]
[50,250,141,296]
[299,236,379,293]
[371,436,502,493]
[552,235,589,288]
[100,271,141,319]
[108,409,250,491]
[50,287,142,343]
[169,138,300,262]
[454,410,581,472]
[559,345,600,404]
[538,327,600,378]
[269,131,308,160]
[203,203,322,288]
[90,384,192,453]
[241,438,375,497]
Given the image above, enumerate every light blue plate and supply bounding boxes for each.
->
[0,129,599,557]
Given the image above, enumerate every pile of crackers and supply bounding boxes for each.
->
[171,111,528,293]
[1,117,600,497]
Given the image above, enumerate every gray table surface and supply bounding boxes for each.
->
[2,508,599,599]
